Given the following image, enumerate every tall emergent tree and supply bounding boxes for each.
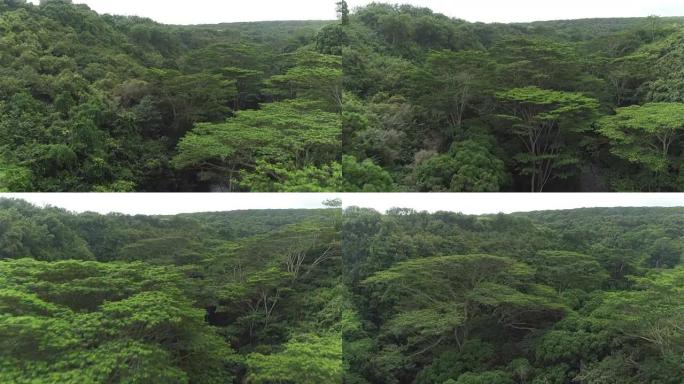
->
[363,254,563,363]
[496,87,599,192]
[336,1,350,26]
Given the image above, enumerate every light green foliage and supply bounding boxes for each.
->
[573,268,684,382]
[149,70,238,128]
[119,236,202,265]
[239,160,343,192]
[174,99,341,191]
[246,333,343,383]
[496,87,599,191]
[0,199,343,383]
[644,29,684,103]
[0,258,235,384]
[598,103,684,172]
[385,305,464,342]
[496,87,600,118]
[491,37,589,90]
[266,52,343,111]
[591,269,684,355]
[0,162,32,191]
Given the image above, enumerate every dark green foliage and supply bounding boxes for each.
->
[0,1,338,191]
[342,155,394,192]
[414,140,507,192]
[343,206,684,383]
[343,4,684,191]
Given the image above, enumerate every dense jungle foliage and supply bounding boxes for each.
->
[343,206,684,383]
[0,198,342,383]
[0,0,340,192]
[336,2,684,191]
[5,0,684,192]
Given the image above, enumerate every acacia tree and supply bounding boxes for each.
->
[266,53,343,112]
[496,87,599,192]
[532,251,609,294]
[491,38,586,90]
[0,258,236,383]
[173,99,341,191]
[587,268,684,376]
[219,67,264,111]
[598,103,684,173]
[412,50,495,132]
[604,54,650,107]
[363,255,563,358]
[274,220,341,281]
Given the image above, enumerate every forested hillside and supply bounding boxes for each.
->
[0,199,342,382]
[0,0,340,192]
[339,2,684,191]
[6,0,684,192]
[343,206,684,383]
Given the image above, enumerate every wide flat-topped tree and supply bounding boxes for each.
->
[173,99,341,191]
[363,254,564,358]
[599,102,684,172]
[496,87,599,192]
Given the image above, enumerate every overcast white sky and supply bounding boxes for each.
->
[343,193,684,215]
[25,0,684,24]
[0,193,339,215]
